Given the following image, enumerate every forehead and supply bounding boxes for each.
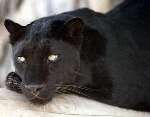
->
[13,38,76,56]
[26,16,67,39]
[13,19,62,54]
[13,15,77,55]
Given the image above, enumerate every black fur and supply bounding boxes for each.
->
[4,0,150,111]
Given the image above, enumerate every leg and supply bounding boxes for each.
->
[5,72,22,93]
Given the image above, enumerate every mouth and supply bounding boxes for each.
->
[29,93,51,105]
[21,84,52,104]
[29,91,50,100]
[25,91,52,105]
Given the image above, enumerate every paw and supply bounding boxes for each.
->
[5,72,22,93]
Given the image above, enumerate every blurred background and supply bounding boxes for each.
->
[0,0,124,87]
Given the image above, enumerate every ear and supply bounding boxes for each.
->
[63,17,84,48]
[81,27,106,62]
[4,19,25,45]
[64,17,84,37]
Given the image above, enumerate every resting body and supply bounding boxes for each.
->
[4,0,150,111]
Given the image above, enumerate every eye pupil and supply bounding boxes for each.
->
[48,55,58,62]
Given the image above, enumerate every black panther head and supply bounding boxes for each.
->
[4,12,107,104]
[4,17,86,104]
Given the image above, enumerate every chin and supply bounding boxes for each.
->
[29,96,52,105]
[25,93,53,105]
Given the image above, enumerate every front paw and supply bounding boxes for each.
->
[5,72,22,93]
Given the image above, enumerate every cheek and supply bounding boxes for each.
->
[65,57,80,72]
[14,62,27,80]
[54,60,80,84]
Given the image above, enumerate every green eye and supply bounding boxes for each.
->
[48,54,58,62]
[17,56,26,63]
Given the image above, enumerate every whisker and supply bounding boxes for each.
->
[61,87,89,97]
[56,84,92,91]
[55,85,90,97]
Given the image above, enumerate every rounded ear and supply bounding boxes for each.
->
[81,27,106,61]
[63,17,84,49]
[4,19,25,45]
[64,17,84,37]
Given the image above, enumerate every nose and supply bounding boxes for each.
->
[24,85,44,94]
